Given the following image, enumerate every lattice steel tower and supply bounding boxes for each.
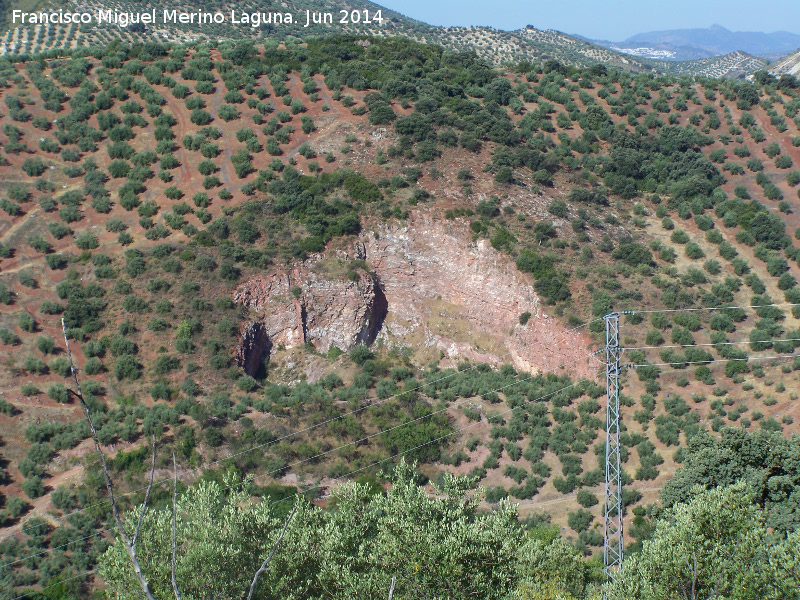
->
[603,312,623,579]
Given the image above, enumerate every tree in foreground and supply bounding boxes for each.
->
[98,470,290,599]
[659,427,800,534]
[605,481,797,600]
[98,461,538,599]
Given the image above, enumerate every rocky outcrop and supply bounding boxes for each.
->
[234,267,387,356]
[235,212,596,380]
[235,271,306,348]
[236,321,271,377]
[359,213,597,379]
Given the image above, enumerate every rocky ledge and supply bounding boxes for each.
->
[234,264,387,373]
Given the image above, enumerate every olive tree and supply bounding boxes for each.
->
[606,482,784,600]
[98,462,524,599]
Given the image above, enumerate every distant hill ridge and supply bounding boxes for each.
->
[769,49,800,77]
[590,24,800,62]
[0,1,785,78]
[623,24,800,57]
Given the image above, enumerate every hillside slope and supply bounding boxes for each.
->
[644,50,768,79]
[1,36,800,595]
[770,49,800,77]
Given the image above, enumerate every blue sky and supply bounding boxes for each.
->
[375,0,800,40]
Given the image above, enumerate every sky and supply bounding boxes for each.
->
[375,0,800,41]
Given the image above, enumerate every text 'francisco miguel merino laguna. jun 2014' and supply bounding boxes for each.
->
[11,7,387,28]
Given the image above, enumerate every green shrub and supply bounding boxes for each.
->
[74,232,99,250]
[670,230,689,244]
[153,354,180,375]
[19,313,36,332]
[47,383,69,403]
[485,487,508,503]
[18,270,36,288]
[22,476,45,499]
[36,336,55,355]
[114,355,141,381]
[747,158,764,172]
[0,328,20,345]
[684,242,705,259]
[84,357,104,375]
[645,329,664,346]
[45,254,68,270]
[567,509,593,532]
[576,490,599,508]
[350,345,373,365]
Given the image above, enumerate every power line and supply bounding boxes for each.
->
[0,318,599,544]
[623,337,800,352]
[8,301,794,554]
[4,300,793,546]
[0,351,600,571]
[5,298,793,547]
[11,571,88,600]
[628,302,800,316]
[0,363,478,545]
[244,353,597,492]
[39,376,585,600]
[267,350,800,511]
[10,338,796,575]
[625,353,797,370]
[1,530,105,569]
[3,356,596,570]
[262,378,593,510]
[0,356,495,544]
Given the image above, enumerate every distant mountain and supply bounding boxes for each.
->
[595,24,800,61]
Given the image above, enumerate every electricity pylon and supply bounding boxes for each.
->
[603,312,623,580]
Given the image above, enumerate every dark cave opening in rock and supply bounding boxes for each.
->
[236,321,272,377]
[359,279,388,346]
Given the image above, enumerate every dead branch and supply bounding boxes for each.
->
[245,503,298,600]
[388,575,397,600]
[62,319,157,600]
[132,436,157,548]
[171,452,182,600]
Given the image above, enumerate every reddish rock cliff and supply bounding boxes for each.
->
[234,212,597,380]
[234,266,387,356]
[359,213,597,379]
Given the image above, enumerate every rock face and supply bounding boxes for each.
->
[360,213,597,379]
[234,267,387,356]
[235,212,596,380]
